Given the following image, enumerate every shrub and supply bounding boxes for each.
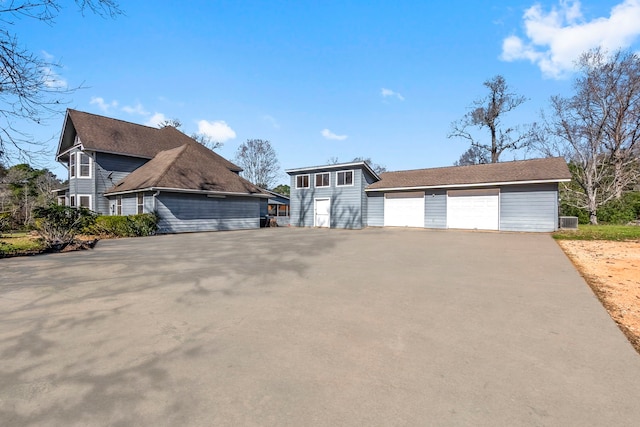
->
[88,213,158,237]
[559,202,590,224]
[32,204,97,250]
[597,192,640,224]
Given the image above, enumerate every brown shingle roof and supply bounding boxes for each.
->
[366,157,571,191]
[65,109,242,172]
[104,139,268,196]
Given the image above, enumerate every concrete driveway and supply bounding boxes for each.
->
[1,228,639,426]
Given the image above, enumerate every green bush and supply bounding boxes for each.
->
[560,203,590,224]
[597,192,640,224]
[32,204,97,250]
[88,213,158,237]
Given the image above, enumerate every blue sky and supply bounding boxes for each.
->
[13,0,640,185]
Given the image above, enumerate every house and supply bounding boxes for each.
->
[286,157,572,232]
[264,189,290,226]
[54,109,270,233]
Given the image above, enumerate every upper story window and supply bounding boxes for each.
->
[315,172,330,187]
[296,174,310,188]
[337,170,354,186]
[70,152,92,179]
[70,153,76,178]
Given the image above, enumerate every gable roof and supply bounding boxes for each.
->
[366,157,571,191]
[56,109,242,172]
[104,140,268,197]
[285,161,381,181]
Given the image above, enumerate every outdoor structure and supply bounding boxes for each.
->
[286,157,572,232]
[54,109,269,233]
[264,189,290,226]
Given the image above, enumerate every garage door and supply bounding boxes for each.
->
[447,189,499,230]
[384,192,424,227]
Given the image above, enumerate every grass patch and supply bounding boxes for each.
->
[553,224,640,241]
[0,233,47,257]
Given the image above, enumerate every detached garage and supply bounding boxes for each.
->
[287,157,571,233]
[365,158,572,233]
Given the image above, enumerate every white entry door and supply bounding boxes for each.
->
[315,198,330,228]
[447,189,499,230]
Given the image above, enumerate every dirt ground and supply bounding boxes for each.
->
[557,240,640,353]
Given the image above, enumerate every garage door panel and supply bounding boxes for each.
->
[384,192,424,227]
[447,189,499,230]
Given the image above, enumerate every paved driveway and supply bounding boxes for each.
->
[1,228,639,426]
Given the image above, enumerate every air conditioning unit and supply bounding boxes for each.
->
[559,216,578,229]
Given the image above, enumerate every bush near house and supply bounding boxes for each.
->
[32,204,97,251]
[87,213,158,237]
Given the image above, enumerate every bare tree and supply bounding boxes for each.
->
[190,133,223,151]
[234,139,280,189]
[454,146,489,166]
[0,1,122,163]
[157,118,182,129]
[579,49,640,198]
[449,75,532,163]
[326,156,387,174]
[539,48,640,224]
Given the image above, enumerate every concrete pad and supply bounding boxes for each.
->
[1,228,639,426]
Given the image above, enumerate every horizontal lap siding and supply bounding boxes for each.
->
[290,168,364,229]
[95,153,148,215]
[366,193,384,226]
[156,193,260,233]
[500,184,559,232]
[425,190,447,228]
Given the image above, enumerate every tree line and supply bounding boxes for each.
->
[449,48,640,225]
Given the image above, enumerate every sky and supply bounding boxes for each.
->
[10,0,640,185]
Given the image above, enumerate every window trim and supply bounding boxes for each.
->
[78,152,92,179]
[78,194,92,209]
[137,193,144,214]
[69,152,76,178]
[296,174,310,189]
[69,195,76,207]
[314,172,330,188]
[336,170,354,187]
[116,196,122,215]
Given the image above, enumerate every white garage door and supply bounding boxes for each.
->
[384,192,424,227]
[447,189,499,230]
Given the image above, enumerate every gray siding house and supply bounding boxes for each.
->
[287,158,571,233]
[54,109,269,233]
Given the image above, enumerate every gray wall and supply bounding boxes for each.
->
[156,193,260,233]
[424,189,447,229]
[365,193,384,226]
[67,148,95,209]
[289,167,367,229]
[95,153,148,215]
[500,183,559,232]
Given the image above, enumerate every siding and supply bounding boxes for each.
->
[156,193,260,233]
[289,167,365,229]
[67,148,95,209]
[500,184,559,232]
[95,153,148,215]
[424,189,447,229]
[365,193,384,226]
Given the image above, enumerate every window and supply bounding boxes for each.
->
[296,174,310,188]
[69,153,76,178]
[337,170,354,186]
[116,196,122,215]
[57,196,66,206]
[137,193,144,214]
[79,195,91,209]
[69,152,91,178]
[315,172,330,187]
[277,205,289,217]
[79,153,91,178]
[69,195,76,207]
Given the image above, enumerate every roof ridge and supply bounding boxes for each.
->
[150,144,189,186]
[382,157,563,175]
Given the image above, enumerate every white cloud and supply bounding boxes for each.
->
[122,102,149,116]
[501,0,640,79]
[145,112,168,128]
[39,52,67,88]
[263,114,280,129]
[197,120,237,142]
[381,87,405,101]
[321,128,348,141]
[90,96,118,113]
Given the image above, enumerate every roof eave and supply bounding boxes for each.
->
[105,186,271,198]
[365,178,571,192]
